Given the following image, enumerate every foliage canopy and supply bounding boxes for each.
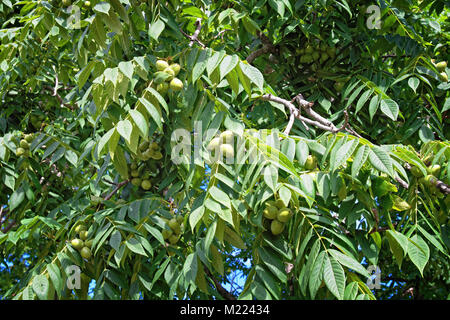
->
[0,0,449,300]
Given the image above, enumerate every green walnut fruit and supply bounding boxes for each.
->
[410,166,424,178]
[163,67,175,81]
[141,149,154,160]
[156,82,169,95]
[75,224,87,234]
[271,220,285,236]
[62,0,71,6]
[176,215,184,224]
[151,151,163,160]
[168,218,181,234]
[421,174,437,188]
[427,164,441,177]
[170,78,184,91]
[220,144,235,158]
[207,137,221,151]
[168,234,179,245]
[220,130,234,143]
[275,199,286,209]
[24,134,34,143]
[131,178,142,186]
[80,247,92,259]
[304,155,317,170]
[84,0,91,7]
[312,51,320,61]
[334,81,345,92]
[150,142,159,150]
[71,238,84,250]
[79,230,88,241]
[16,147,26,157]
[440,72,448,82]
[277,208,293,223]
[305,45,314,54]
[84,239,93,248]
[436,61,447,72]
[141,179,152,190]
[169,63,181,76]
[156,60,169,71]
[131,169,140,178]
[263,206,278,220]
[326,47,336,58]
[162,228,173,240]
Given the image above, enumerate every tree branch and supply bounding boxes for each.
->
[246,31,277,64]
[104,180,129,201]
[180,18,205,48]
[203,265,236,300]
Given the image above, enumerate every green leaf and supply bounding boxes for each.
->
[116,120,133,144]
[10,186,25,212]
[368,147,394,177]
[240,62,264,90]
[118,61,134,80]
[295,140,309,166]
[126,237,147,257]
[32,274,50,300]
[344,282,359,300]
[189,206,205,231]
[219,54,239,80]
[351,145,369,178]
[309,250,326,299]
[138,97,162,131]
[355,89,373,114]
[408,77,420,93]
[380,99,399,121]
[109,230,122,251]
[328,249,370,278]
[46,264,63,295]
[183,253,198,284]
[192,48,209,83]
[368,94,380,122]
[93,2,111,14]
[149,19,165,41]
[407,235,430,276]
[209,186,231,209]
[258,247,287,283]
[323,254,346,300]
[129,109,148,138]
[331,139,358,172]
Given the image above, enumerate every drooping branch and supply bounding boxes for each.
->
[203,265,236,300]
[180,18,205,48]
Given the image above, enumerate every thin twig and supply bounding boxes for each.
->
[180,18,205,48]
[104,180,129,201]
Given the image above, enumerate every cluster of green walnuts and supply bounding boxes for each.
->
[263,199,294,236]
[296,42,337,72]
[153,59,183,95]
[207,130,235,159]
[431,59,448,82]
[129,140,163,191]
[162,215,184,248]
[411,159,445,196]
[70,224,93,260]
[15,133,34,158]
